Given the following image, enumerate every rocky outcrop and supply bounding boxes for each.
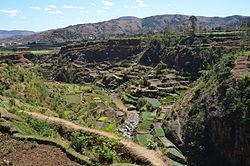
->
[163,53,250,166]
[53,39,143,84]
[206,117,250,166]
[139,39,162,66]
[59,39,142,63]
[139,35,240,76]
[0,53,34,67]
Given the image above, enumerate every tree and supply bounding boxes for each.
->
[240,20,250,49]
[189,16,198,35]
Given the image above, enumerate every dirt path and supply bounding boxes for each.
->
[23,111,168,166]
[113,98,128,113]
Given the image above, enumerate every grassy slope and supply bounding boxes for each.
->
[170,51,250,165]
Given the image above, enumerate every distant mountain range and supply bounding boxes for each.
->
[1,14,249,43]
[0,30,35,40]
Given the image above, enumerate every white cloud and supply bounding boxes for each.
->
[63,5,85,9]
[92,3,96,6]
[124,0,149,9]
[80,10,89,14]
[101,0,114,7]
[44,5,62,15]
[0,9,18,17]
[48,5,57,9]
[63,5,73,9]
[96,10,105,13]
[124,5,138,9]
[48,10,63,15]
[29,6,41,10]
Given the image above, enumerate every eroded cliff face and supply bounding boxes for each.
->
[59,39,143,63]
[138,34,240,77]
[206,117,250,166]
[164,54,250,166]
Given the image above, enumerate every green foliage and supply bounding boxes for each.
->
[101,123,117,133]
[70,132,119,163]
[163,147,187,164]
[154,127,165,137]
[142,112,155,121]
[136,134,153,147]
[214,53,235,81]
[11,120,38,135]
[26,116,59,137]
[220,76,250,119]
[137,97,161,112]
[71,131,93,152]
[65,84,93,94]
[161,96,179,104]
[31,50,54,55]
[0,65,49,105]
[121,92,138,105]
[180,52,249,165]
[189,16,198,35]
[137,120,154,131]
[66,94,82,104]
[94,137,118,163]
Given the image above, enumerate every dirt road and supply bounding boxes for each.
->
[23,111,168,166]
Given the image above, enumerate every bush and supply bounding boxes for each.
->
[26,117,59,137]
[71,131,93,152]
[215,53,235,81]
[94,136,118,163]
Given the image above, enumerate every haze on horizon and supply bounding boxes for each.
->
[0,0,249,32]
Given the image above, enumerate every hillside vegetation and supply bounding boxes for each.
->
[2,15,248,43]
[165,51,250,165]
[0,25,249,166]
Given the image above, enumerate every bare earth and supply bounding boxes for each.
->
[0,132,80,166]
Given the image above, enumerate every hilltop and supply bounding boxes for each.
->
[1,14,249,43]
[0,30,35,39]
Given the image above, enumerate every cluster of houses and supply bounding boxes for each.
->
[0,41,67,50]
[0,42,22,48]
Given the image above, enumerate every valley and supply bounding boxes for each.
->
[0,13,249,166]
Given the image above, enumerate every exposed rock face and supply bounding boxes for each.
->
[54,39,143,84]
[206,118,250,166]
[59,39,142,63]
[139,34,241,76]
[139,39,161,66]
[164,54,250,166]
[0,53,34,67]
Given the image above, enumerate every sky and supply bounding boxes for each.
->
[0,0,249,32]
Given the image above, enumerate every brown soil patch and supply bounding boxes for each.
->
[0,132,80,166]
[231,56,250,76]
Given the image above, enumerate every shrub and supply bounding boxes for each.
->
[71,131,93,152]
[26,117,59,137]
[94,136,118,163]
